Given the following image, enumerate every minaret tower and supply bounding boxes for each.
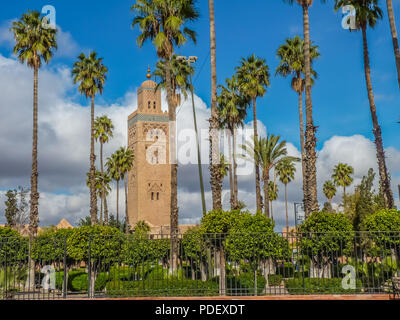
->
[127,68,171,230]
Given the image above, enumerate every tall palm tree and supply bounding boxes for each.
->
[132,0,199,270]
[236,54,270,213]
[268,181,279,220]
[323,180,337,205]
[153,54,194,103]
[335,0,394,209]
[86,171,112,225]
[11,10,57,239]
[283,0,326,217]
[218,154,230,194]
[72,52,108,225]
[94,115,114,225]
[208,0,222,211]
[119,147,134,231]
[276,158,299,234]
[218,76,248,209]
[106,151,122,223]
[240,135,298,217]
[154,55,206,214]
[386,0,400,89]
[275,36,320,214]
[332,163,354,199]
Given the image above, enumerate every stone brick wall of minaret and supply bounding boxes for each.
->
[127,79,171,230]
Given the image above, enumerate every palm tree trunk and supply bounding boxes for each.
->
[232,127,238,208]
[28,65,39,290]
[361,26,394,209]
[228,131,234,210]
[165,58,179,274]
[116,179,119,223]
[190,74,206,215]
[29,65,39,238]
[285,183,289,237]
[100,191,103,225]
[270,201,273,220]
[302,4,319,217]
[253,97,262,213]
[387,0,400,89]
[90,95,98,225]
[104,195,109,226]
[263,171,270,218]
[100,142,104,225]
[124,174,128,231]
[298,89,307,213]
[219,246,226,296]
[209,0,222,211]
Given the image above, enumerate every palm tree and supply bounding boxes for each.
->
[218,76,248,209]
[106,152,122,223]
[86,171,112,225]
[276,158,299,233]
[275,36,320,214]
[335,0,394,209]
[11,10,57,239]
[236,54,270,213]
[208,0,222,211]
[154,55,206,215]
[72,52,108,225]
[154,54,194,101]
[268,181,279,220]
[94,115,114,225]
[283,0,326,217]
[386,0,400,89]
[240,135,298,217]
[332,163,354,199]
[132,0,199,270]
[119,147,134,231]
[217,153,230,204]
[323,180,337,205]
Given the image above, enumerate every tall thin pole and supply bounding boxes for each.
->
[189,69,206,215]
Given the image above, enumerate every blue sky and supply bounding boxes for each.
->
[1,0,399,151]
[0,1,399,227]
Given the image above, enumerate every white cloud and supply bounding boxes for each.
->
[0,20,80,59]
[0,53,399,231]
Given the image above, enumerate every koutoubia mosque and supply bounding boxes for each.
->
[127,69,170,233]
[126,69,193,234]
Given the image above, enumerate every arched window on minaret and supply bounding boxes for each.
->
[156,192,159,200]
[153,101,156,109]
[151,192,154,200]
[148,101,151,109]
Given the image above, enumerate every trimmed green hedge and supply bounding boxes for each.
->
[55,270,109,292]
[225,273,266,296]
[106,277,219,297]
[268,274,283,287]
[285,278,363,294]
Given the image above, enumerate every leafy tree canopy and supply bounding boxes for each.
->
[226,212,291,267]
[67,226,124,263]
[298,211,354,261]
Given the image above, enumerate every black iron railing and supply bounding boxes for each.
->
[1,231,399,299]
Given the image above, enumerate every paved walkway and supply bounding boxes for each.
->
[83,294,395,301]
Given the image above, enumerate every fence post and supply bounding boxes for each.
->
[63,236,67,299]
[88,235,92,298]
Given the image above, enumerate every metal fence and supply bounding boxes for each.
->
[1,231,399,299]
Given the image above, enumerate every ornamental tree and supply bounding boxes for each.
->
[67,225,124,297]
[364,209,400,256]
[298,211,354,278]
[226,212,290,293]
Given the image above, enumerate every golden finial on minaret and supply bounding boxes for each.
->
[146,66,151,79]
